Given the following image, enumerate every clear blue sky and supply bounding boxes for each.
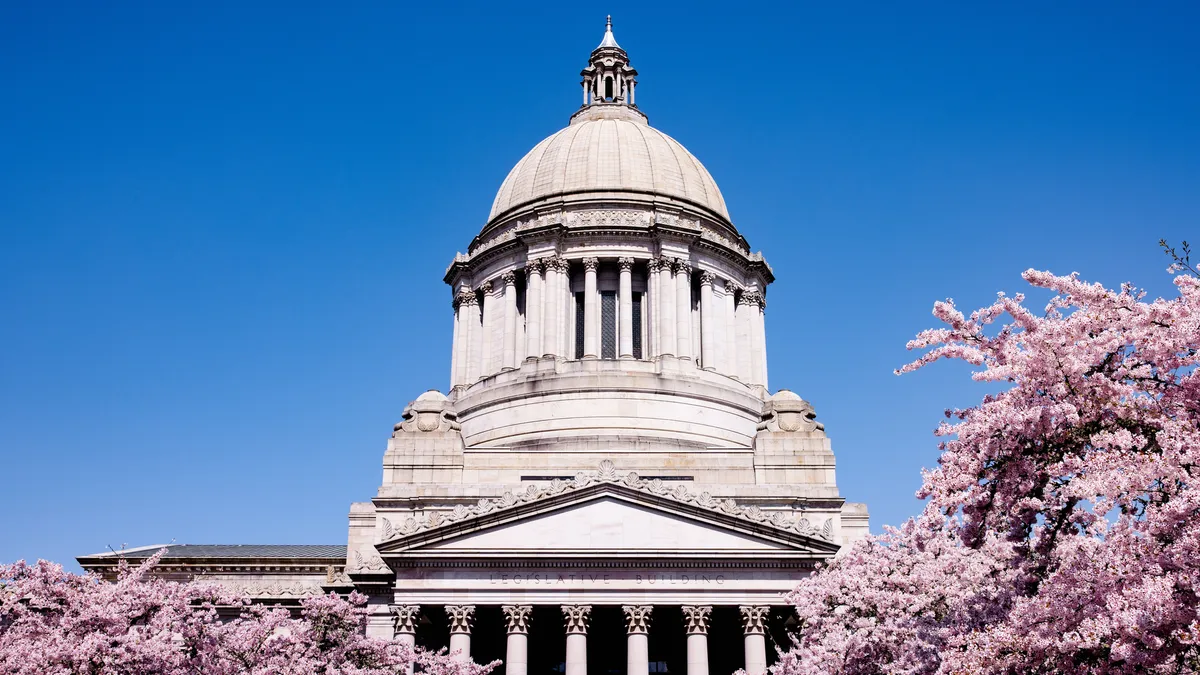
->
[2,1,1198,569]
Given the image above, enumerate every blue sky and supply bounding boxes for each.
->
[2,1,1198,568]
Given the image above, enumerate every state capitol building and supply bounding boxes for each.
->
[79,19,869,675]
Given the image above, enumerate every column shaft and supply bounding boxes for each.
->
[462,294,480,383]
[502,272,517,369]
[723,283,738,376]
[659,260,676,357]
[525,261,543,360]
[699,272,715,369]
[757,298,769,390]
[747,292,764,387]
[562,605,591,675]
[582,258,599,358]
[648,260,661,358]
[450,298,462,386]
[393,605,420,675]
[618,258,634,358]
[446,604,475,662]
[503,605,532,675]
[740,606,769,675]
[736,295,753,382]
[687,634,709,675]
[623,605,652,675]
[478,282,494,379]
[675,261,692,360]
[543,259,560,358]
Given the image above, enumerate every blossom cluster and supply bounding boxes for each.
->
[0,551,498,675]
[781,270,1200,674]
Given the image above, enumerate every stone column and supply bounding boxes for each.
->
[446,604,475,662]
[755,292,768,390]
[562,604,592,675]
[461,291,481,384]
[659,259,676,357]
[699,272,716,370]
[450,294,462,387]
[682,606,712,675]
[745,291,765,387]
[675,260,693,360]
[502,271,518,370]
[736,292,754,383]
[393,605,420,675]
[503,605,533,675]
[647,258,661,358]
[740,606,769,675]
[543,258,560,358]
[582,258,599,359]
[524,260,543,361]
[723,281,738,376]
[623,605,653,675]
[618,257,635,358]
[555,258,570,358]
[478,281,494,379]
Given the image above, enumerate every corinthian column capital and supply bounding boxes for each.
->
[445,605,475,634]
[392,605,421,634]
[582,257,599,271]
[739,605,769,635]
[682,605,712,634]
[502,604,533,635]
[618,256,635,271]
[622,605,653,635]
[562,604,592,634]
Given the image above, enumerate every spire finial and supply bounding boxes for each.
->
[597,14,620,49]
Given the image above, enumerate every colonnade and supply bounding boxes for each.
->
[390,603,774,675]
[450,256,769,390]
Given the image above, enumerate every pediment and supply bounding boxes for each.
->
[375,463,839,558]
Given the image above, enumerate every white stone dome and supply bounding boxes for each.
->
[488,107,730,223]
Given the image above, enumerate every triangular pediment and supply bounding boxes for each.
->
[375,464,840,558]
[424,495,792,553]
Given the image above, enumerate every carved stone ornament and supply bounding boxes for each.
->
[394,391,461,435]
[757,391,824,434]
[349,549,391,574]
[457,289,478,306]
[738,290,762,307]
[622,605,653,634]
[379,460,835,543]
[562,605,592,634]
[699,270,715,286]
[502,605,533,634]
[525,259,544,276]
[235,580,325,598]
[445,605,476,634]
[582,257,599,271]
[392,605,421,634]
[501,271,518,287]
[682,605,712,635]
[548,256,570,272]
[618,256,635,271]
[571,209,650,229]
[479,280,493,294]
[740,605,770,635]
[646,257,662,272]
[673,258,691,274]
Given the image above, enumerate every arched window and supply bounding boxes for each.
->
[604,77,613,101]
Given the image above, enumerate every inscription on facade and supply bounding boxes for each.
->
[487,571,726,585]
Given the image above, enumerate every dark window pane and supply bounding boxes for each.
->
[601,291,616,359]
[575,292,585,359]
[632,292,643,359]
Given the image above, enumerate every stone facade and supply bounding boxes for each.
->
[79,17,868,675]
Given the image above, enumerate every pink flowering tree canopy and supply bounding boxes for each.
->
[782,256,1200,674]
[0,551,499,675]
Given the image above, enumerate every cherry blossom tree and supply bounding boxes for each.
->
[0,551,497,675]
[781,261,1200,674]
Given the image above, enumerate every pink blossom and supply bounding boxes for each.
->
[782,269,1200,674]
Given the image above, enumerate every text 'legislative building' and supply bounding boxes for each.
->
[79,19,869,675]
